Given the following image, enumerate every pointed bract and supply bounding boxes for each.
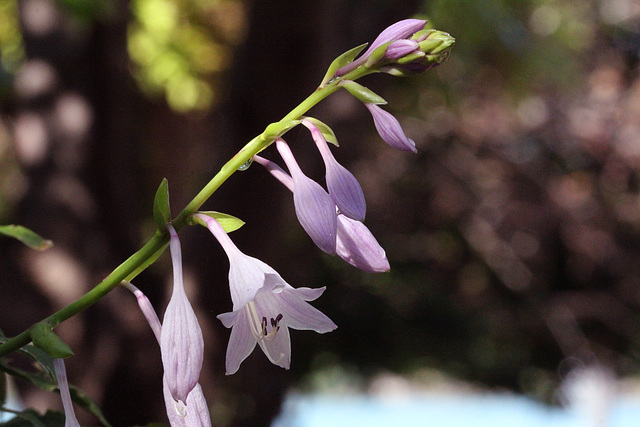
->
[336,214,390,273]
[276,138,338,254]
[302,119,366,221]
[161,226,204,404]
[365,103,417,152]
[52,358,80,427]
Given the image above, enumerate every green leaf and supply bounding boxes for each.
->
[0,225,53,251]
[29,324,73,359]
[339,80,387,105]
[320,43,368,86]
[190,211,245,233]
[263,120,301,141]
[0,341,111,426]
[153,178,171,230]
[302,117,339,147]
[0,409,65,427]
[124,240,169,282]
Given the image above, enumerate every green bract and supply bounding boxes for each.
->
[153,178,171,230]
[302,117,339,146]
[320,43,367,86]
[29,323,73,359]
[340,80,387,105]
[0,225,53,251]
[190,211,245,233]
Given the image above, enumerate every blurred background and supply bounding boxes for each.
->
[1,0,640,425]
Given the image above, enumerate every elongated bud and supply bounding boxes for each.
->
[365,103,417,152]
[276,138,338,254]
[302,119,366,221]
[161,225,204,404]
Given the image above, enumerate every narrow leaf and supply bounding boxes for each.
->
[0,225,52,251]
[29,324,73,359]
[152,178,171,230]
[190,211,245,233]
[320,43,368,86]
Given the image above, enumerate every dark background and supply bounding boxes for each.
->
[1,0,640,425]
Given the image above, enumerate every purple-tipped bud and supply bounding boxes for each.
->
[302,119,366,221]
[336,19,427,76]
[365,103,417,153]
[161,225,204,404]
[336,214,390,273]
[386,39,420,59]
[276,139,337,254]
[53,358,80,427]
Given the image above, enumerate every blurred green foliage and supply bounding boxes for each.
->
[128,0,247,112]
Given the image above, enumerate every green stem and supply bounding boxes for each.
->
[0,66,370,358]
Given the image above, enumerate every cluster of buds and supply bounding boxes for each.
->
[334,18,454,78]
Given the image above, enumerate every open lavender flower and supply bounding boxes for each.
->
[276,138,338,254]
[365,103,417,152]
[253,155,389,273]
[196,213,337,375]
[161,225,204,405]
[336,19,427,76]
[52,358,80,427]
[302,119,366,221]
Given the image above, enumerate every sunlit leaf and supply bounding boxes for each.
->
[339,80,387,105]
[302,117,339,147]
[190,211,245,233]
[153,178,171,230]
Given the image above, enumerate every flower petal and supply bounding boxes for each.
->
[257,324,291,370]
[53,358,80,427]
[336,214,390,273]
[218,307,258,375]
[365,103,417,152]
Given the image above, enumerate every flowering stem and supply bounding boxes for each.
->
[0,63,370,358]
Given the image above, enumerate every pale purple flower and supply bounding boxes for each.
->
[52,358,80,427]
[302,119,366,221]
[276,138,337,254]
[196,214,337,375]
[253,155,390,273]
[365,103,417,153]
[123,280,211,426]
[336,215,390,273]
[161,225,204,404]
[336,19,427,76]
